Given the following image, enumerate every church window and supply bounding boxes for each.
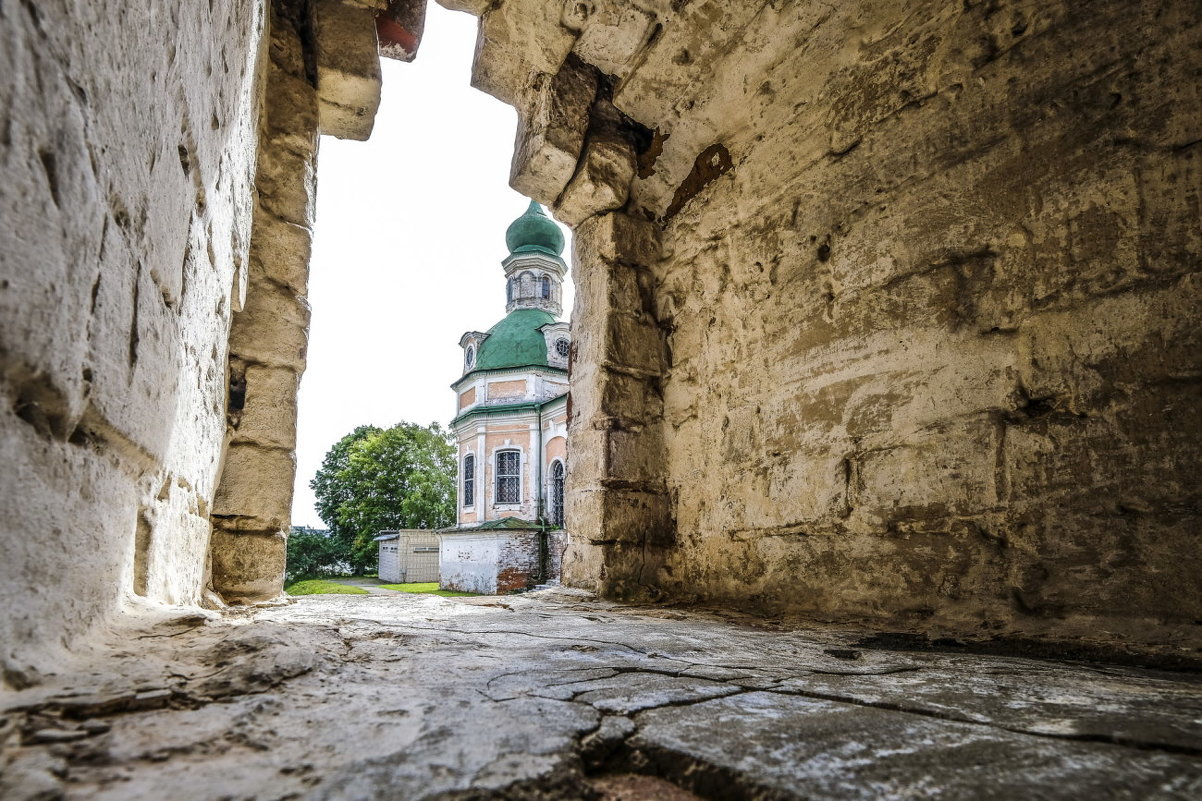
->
[465,346,475,369]
[541,275,551,299]
[495,450,521,504]
[550,460,565,527]
[506,279,513,303]
[555,338,570,359]
[462,454,475,506]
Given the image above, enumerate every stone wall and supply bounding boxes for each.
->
[453,0,1202,648]
[0,0,267,680]
[0,0,410,681]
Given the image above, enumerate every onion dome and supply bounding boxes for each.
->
[504,200,565,257]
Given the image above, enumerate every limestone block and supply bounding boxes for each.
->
[263,66,320,160]
[315,0,383,141]
[209,530,287,602]
[605,312,666,375]
[84,264,184,466]
[554,134,637,227]
[471,1,577,107]
[567,1,657,77]
[211,444,296,529]
[573,211,661,268]
[436,0,490,14]
[249,207,313,296]
[560,539,604,591]
[227,282,312,370]
[567,486,672,547]
[569,425,663,489]
[570,364,663,425]
[510,58,598,203]
[232,365,300,450]
[256,143,317,228]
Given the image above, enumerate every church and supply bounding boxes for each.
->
[438,201,571,594]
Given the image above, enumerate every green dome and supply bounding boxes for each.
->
[474,308,559,371]
[504,200,565,257]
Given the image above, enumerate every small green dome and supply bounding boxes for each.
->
[474,308,559,371]
[505,200,565,257]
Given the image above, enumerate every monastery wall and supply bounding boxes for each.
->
[650,1,1202,641]
[457,0,1202,647]
[0,0,400,681]
[0,0,267,679]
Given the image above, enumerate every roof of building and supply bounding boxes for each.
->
[505,201,565,257]
[440,517,549,533]
[474,307,558,371]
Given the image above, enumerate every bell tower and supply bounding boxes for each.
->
[502,201,568,316]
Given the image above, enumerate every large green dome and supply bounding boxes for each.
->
[474,308,559,371]
[504,200,565,257]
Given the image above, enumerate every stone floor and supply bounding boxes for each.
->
[2,589,1201,800]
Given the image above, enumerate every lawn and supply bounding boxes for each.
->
[378,582,476,597]
[285,579,369,596]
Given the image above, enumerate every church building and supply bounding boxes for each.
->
[438,202,571,594]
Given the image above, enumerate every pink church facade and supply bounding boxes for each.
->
[439,202,571,594]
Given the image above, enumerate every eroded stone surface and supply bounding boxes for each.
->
[459,0,1202,649]
[1,592,1199,800]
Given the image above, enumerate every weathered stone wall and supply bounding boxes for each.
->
[454,0,1202,647]
[0,0,408,679]
[648,0,1202,641]
[0,0,267,679]
[209,1,320,603]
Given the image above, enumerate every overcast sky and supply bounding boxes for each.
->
[291,4,572,528]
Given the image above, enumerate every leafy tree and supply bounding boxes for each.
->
[310,422,456,573]
[285,526,348,582]
[311,424,381,558]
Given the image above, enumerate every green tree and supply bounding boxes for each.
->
[309,422,456,573]
[285,526,347,582]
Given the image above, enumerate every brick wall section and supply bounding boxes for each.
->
[497,531,540,593]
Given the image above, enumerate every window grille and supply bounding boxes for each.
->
[463,454,475,506]
[496,450,521,504]
[465,346,475,369]
[555,338,570,359]
[550,460,565,527]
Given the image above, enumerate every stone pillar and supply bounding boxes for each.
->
[562,212,673,598]
[209,4,320,602]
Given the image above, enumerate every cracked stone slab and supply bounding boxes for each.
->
[631,692,1202,800]
[1,593,1200,800]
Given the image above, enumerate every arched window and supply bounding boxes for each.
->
[541,275,551,299]
[495,450,521,504]
[550,460,565,528]
[506,279,513,303]
[554,338,570,359]
[462,454,475,506]
[464,346,475,370]
[518,271,535,299]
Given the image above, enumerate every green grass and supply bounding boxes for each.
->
[285,579,370,596]
[378,582,476,597]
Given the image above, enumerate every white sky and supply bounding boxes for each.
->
[291,4,573,528]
